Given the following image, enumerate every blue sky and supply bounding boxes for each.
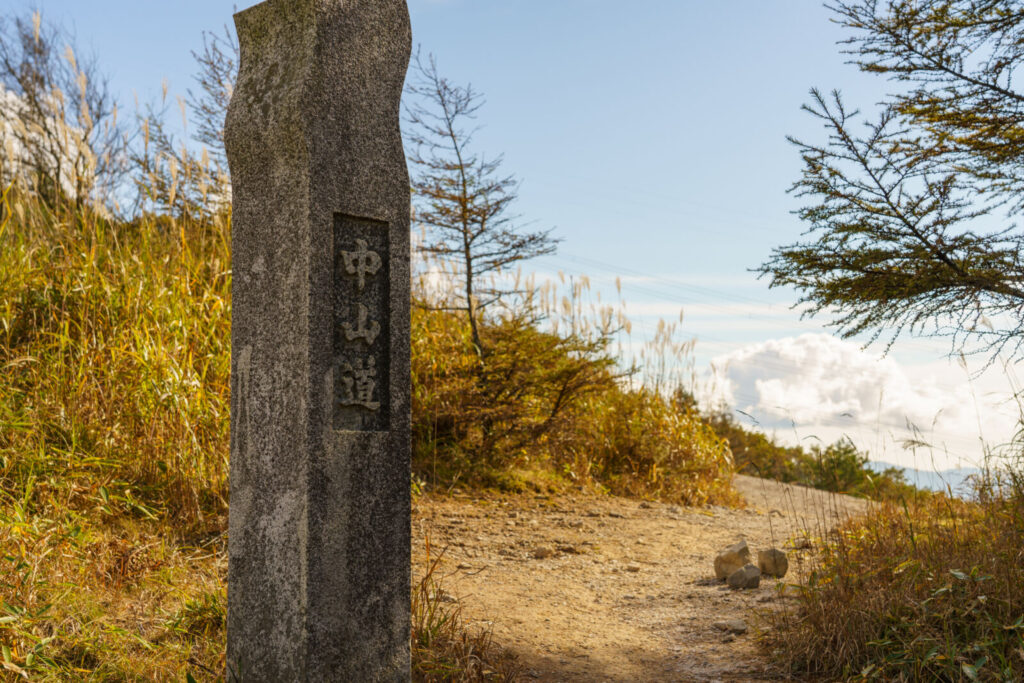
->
[15,0,1021,471]
[19,1,884,295]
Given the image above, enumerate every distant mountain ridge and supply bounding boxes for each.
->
[868,462,981,497]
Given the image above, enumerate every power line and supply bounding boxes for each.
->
[538,251,972,356]
[533,251,1018,394]
[525,251,1018,461]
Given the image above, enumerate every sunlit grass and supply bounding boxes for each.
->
[0,181,229,679]
[0,481,226,680]
[411,538,521,682]
[765,468,1024,680]
[0,172,742,678]
[0,184,231,528]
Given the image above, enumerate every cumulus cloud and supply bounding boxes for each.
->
[701,334,1019,469]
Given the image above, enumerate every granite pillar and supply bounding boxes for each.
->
[224,0,412,679]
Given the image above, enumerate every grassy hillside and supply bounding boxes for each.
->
[0,173,741,679]
[0,185,230,679]
[1,17,1020,675]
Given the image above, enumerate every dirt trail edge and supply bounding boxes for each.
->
[412,475,868,682]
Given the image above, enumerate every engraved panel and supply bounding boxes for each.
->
[333,213,390,431]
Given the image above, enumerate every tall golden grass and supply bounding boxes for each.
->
[766,469,1024,680]
[0,182,231,526]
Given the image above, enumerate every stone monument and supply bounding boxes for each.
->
[224,0,411,679]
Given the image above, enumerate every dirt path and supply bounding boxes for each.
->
[411,475,868,682]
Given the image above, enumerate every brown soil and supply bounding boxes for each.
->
[411,475,868,682]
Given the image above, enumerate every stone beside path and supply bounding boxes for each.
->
[713,540,751,580]
[412,474,868,682]
[225,0,412,678]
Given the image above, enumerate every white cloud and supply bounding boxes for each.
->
[701,334,1020,470]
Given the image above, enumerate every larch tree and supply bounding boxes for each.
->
[760,0,1024,362]
[403,52,558,357]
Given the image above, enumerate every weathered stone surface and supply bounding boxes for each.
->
[714,540,751,580]
[758,548,789,578]
[225,0,411,680]
[727,563,761,589]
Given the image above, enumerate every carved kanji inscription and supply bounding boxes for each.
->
[333,213,390,430]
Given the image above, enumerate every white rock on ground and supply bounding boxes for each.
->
[713,619,748,635]
[713,540,750,580]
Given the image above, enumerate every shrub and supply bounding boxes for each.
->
[411,300,617,486]
[412,293,739,505]
[555,388,738,506]
[689,393,923,501]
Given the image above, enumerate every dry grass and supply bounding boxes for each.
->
[412,539,522,682]
[0,184,231,527]
[0,490,226,680]
[411,263,739,507]
[765,470,1024,681]
[554,387,741,506]
[0,182,528,681]
[0,181,231,680]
